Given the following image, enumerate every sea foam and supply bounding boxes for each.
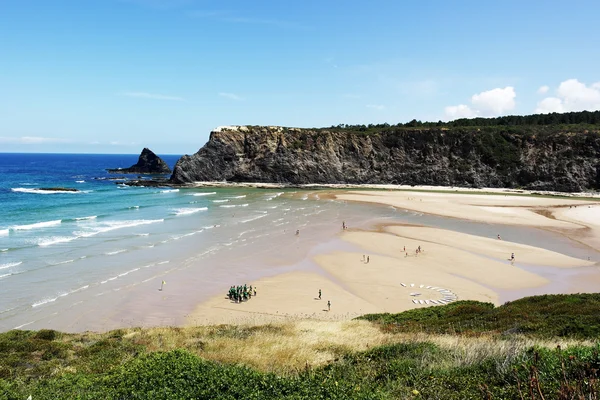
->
[191,192,216,196]
[0,261,22,270]
[11,188,81,194]
[38,236,77,247]
[12,220,62,231]
[172,207,208,216]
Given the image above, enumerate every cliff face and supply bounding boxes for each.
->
[170,126,600,192]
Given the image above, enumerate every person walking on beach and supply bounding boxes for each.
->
[510,253,515,261]
[497,234,502,240]
[318,289,322,300]
[327,300,331,311]
[342,221,346,230]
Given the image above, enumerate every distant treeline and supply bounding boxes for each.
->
[328,110,600,132]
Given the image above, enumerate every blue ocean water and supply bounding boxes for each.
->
[1,153,597,333]
[0,153,395,332]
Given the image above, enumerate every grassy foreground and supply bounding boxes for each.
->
[2,294,600,399]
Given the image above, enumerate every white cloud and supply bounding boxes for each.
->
[0,136,69,144]
[471,87,516,115]
[119,92,184,101]
[444,86,516,120]
[366,104,385,110]
[218,92,244,101]
[444,104,477,119]
[535,97,564,114]
[537,85,549,94]
[535,79,600,114]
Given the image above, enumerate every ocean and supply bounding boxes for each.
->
[1,153,598,333]
[0,153,402,332]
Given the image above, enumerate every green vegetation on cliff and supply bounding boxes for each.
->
[327,110,600,132]
[2,294,600,399]
[171,110,600,191]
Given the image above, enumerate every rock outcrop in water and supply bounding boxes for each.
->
[108,148,171,174]
[170,125,600,192]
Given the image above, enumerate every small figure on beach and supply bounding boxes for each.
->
[342,221,346,230]
[497,234,501,240]
[318,289,322,300]
[510,253,515,261]
[159,280,166,291]
[295,229,300,236]
[327,300,331,311]
[367,256,370,264]
[403,246,406,252]
[362,254,365,262]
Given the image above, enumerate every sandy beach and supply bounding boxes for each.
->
[187,187,600,326]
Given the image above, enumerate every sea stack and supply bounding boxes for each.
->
[108,148,171,174]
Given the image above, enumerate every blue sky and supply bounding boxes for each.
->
[1,0,599,154]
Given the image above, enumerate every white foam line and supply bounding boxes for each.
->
[38,236,77,247]
[227,195,246,199]
[0,261,22,270]
[32,297,58,308]
[160,189,179,194]
[0,229,8,236]
[54,259,75,265]
[191,192,216,196]
[75,215,97,221]
[14,321,35,329]
[118,267,139,277]
[105,249,126,256]
[172,207,208,216]
[12,188,82,195]
[157,261,170,265]
[212,199,229,203]
[12,219,62,231]
[241,214,267,224]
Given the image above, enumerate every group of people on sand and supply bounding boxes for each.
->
[402,245,424,257]
[318,289,331,311]
[228,284,256,303]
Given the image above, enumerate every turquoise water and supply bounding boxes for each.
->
[1,153,401,331]
[1,153,598,332]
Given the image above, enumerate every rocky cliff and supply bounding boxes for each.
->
[108,148,171,174]
[170,125,600,192]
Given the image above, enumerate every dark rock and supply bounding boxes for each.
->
[39,187,79,192]
[169,126,600,192]
[108,148,171,174]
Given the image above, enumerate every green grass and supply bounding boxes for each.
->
[358,294,600,339]
[2,293,600,399]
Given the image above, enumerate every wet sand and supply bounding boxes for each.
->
[187,188,600,326]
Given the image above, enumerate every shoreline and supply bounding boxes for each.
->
[186,187,600,327]
[150,180,600,199]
